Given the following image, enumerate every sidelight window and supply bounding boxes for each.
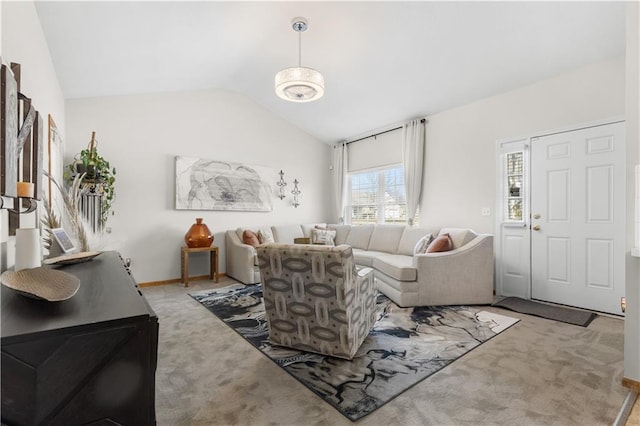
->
[505,152,524,221]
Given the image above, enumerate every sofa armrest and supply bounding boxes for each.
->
[412,234,494,305]
[225,231,259,284]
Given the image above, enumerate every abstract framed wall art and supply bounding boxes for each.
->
[175,156,275,211]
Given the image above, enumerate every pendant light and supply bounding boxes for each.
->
[275,17,325,103]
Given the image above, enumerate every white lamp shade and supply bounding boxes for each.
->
[275,67,325,102]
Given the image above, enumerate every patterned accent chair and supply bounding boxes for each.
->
[256,243,377,360]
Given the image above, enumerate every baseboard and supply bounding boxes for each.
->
[623,377,640,393]
[613,390,639,426]
[138,273,227,288]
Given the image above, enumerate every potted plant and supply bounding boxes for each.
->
[66,131,116,229]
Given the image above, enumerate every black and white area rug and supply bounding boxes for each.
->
[190,284,519,421]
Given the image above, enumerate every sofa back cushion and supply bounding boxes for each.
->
[368,225,405,253]
[438,228,477,249]
[301,223,327,237]
[271,224,304,244]
[330,225,352,246]
[345,225,375,250]
[397,227,434,255]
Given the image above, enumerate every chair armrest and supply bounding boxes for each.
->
[357,267,374,279]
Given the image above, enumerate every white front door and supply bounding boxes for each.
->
[530,121,626,314]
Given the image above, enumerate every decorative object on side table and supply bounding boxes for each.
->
[291,179,301,207]
[276,169,287,200]
[15,228,41,271]
[43,251,102,266]
[185,218,213,248]
[0,267,80,301]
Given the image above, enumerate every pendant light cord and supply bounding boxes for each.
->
[298,30,302,67]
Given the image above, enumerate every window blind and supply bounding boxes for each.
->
[347,129,402,172]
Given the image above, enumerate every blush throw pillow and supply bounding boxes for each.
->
[426,233,453,253]
[311,228,337,245]
[242,230,260,247]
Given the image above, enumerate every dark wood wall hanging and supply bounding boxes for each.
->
[0,62,44,235]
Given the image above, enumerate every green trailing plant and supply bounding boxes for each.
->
[66,131,116,228]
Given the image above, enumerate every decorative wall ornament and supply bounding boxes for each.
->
[291,179,301,208]
[175,156,275,212]
[276,170,287,200]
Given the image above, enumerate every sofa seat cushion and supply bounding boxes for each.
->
[352,248,387,267]
[373,254,417,281]
[374,270,419,295]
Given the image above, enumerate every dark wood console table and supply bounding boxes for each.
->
[1,251,158,425]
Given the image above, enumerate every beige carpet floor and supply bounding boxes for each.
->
[142,277,628,426]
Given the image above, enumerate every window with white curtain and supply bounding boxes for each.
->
[345,128,418,225]
[348,165,417,225]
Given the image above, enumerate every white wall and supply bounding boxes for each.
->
[624,1,640,386]
[0,0,65,270]
[421,56,625,233]
[66,89,332,283]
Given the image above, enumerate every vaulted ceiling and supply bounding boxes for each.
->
[35,1,626,143]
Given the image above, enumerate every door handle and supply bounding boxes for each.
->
[532,225,541,231]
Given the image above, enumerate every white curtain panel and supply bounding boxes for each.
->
[402,119,426,226]
[332,143,349,223]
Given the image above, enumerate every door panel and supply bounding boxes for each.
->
[547,237,570,283]
[530,121,625,314]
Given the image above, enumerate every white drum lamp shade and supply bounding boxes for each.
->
[275,66,325,102]
[275,17,324,103]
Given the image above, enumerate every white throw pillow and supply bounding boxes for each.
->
[257,228,275,244]
[413,233,433,255]
[311,228,336,245]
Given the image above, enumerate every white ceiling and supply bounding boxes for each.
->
[34,1,626,144]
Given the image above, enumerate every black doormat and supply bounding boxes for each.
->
[493,297,596,327]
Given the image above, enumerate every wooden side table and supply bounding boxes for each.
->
[181,245,219,287]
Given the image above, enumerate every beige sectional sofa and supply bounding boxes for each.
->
[225,223,494,307]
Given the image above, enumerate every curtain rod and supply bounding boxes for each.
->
[345,118,426,145]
